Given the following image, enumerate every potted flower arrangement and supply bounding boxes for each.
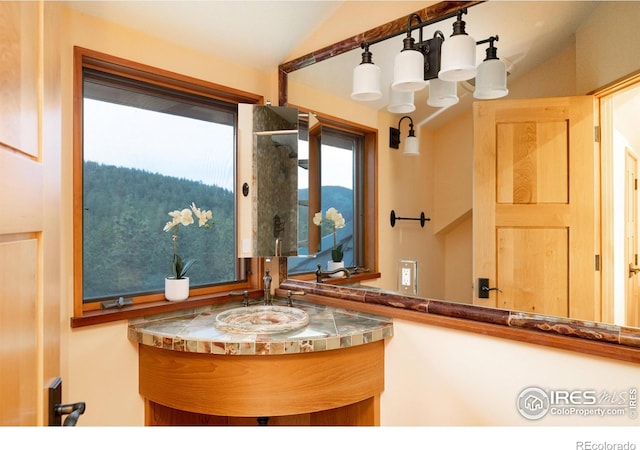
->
[162,202,213,301]
[313,207,346,275]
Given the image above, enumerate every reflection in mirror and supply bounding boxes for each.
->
[281,1,640,332]
[289,114,363,275]
[237,105,298,257]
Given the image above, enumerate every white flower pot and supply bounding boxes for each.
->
[327,260,345,278]
[165,277,189,301]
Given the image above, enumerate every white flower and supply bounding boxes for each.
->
[314,208,345,229]
[164,202,213,279]
[163,208,194,232]
[191,202,213,227]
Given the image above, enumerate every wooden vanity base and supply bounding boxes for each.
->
[139,340,384,426]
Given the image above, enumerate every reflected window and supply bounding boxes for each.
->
[289,124,364,274]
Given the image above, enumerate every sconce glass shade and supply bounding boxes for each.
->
[474,58,508,99]
[387,85,415,113]
[392,49,427,92]
[427,78,459,107]
[403,135,420,156]
[438,33,477,82]
[351,61,382,101]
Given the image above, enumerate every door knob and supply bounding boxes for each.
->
[478,278,501,299]
[629,263,640,278]
[48,377,86,426]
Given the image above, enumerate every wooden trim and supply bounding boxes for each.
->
[77,47,263,105]
[590,69,640,98]
[72,46,264,323]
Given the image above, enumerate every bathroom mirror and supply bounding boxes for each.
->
[237,104,299,257]
[281,1,640,331]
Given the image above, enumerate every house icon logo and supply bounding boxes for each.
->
[517,387,550,420]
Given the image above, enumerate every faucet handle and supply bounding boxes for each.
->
[286,290,305,307]
[229,290,250,307]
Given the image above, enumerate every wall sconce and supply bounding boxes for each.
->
[474,36,508,99]
[389,115,419,156]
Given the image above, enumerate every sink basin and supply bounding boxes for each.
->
[215,305,310,334]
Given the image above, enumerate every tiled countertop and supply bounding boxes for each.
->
[127,299,393,355]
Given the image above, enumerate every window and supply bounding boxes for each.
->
[73,47,262,314]
[289,114,376,275]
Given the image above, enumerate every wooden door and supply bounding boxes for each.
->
[473,96,599,321]
[625,150,640,327]
[0,1,61,425]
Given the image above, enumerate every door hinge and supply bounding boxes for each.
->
[594,125,600,143]
[635,178,638,190]
[595,254,600,271]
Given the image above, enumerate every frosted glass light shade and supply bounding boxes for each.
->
[351,62,382,101]
[474,58,508,99]
[403,135,419,156]
[438,33,477,81]
[387,85,415,113]
[391,49,427,92]
[427,78,459,107]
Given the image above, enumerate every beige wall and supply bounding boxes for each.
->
[576,1,640,94]
[57,3,640,427]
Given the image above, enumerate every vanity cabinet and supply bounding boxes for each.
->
[129,301,393,426]
[139,341,383,425]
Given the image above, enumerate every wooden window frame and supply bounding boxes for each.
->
[71,47,264,327]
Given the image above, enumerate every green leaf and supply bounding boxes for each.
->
[179,258,197,278]
[331,244,343,263]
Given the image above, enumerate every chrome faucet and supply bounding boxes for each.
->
[315,264,351,282]
[263,269,272,306]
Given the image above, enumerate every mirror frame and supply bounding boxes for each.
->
[277,1,640,363]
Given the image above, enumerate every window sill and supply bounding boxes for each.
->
[69,272,381,328]
[70,290,263,328]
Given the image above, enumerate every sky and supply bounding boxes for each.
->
[83,99,353,192]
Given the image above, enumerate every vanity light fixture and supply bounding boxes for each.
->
[389,115,419,156]
[351,44,382,101]
[351,8,508,110]
[473,36,509,99]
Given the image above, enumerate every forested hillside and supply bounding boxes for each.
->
[83,161,235,300]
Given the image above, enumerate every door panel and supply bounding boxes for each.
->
[0,1,61,426]
[474,96,599,321]
[625,150,639,327]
